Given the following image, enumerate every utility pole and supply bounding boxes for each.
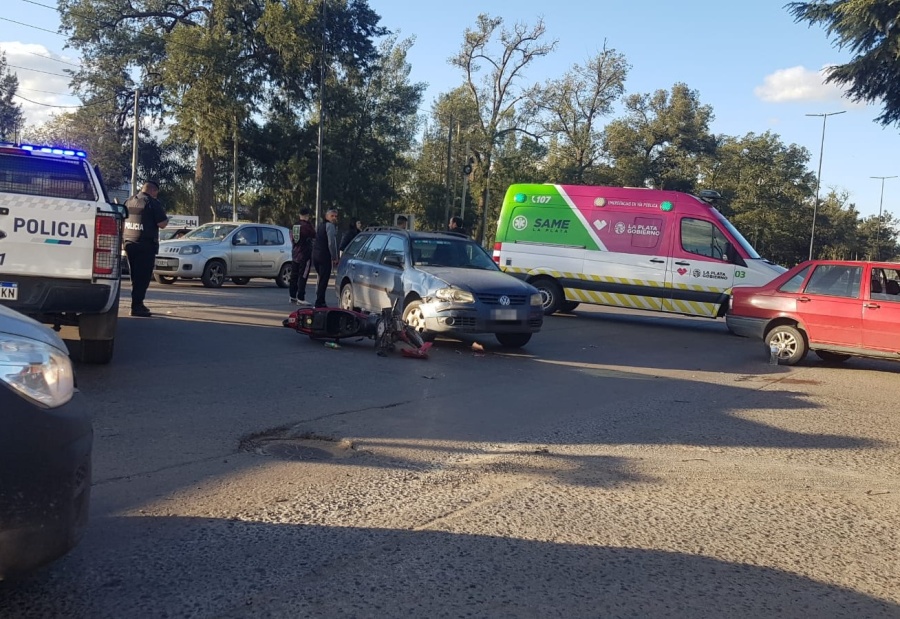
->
[314,0,327,224]
[806,110,845,260]
[871,175,896,261]
[130,88,140,197]
[232,119,239,223]
[443,115,453,228]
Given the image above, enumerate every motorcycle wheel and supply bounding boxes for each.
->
[403,325,425,349]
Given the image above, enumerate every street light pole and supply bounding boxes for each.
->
[806,110,845,260]
[870,175,897,261]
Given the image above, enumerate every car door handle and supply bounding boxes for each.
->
[253,249,260,253]
[373,270,380,276]
[797,296,811,303]
[650,258,665,264]
[675,261,690,266]
[865,302,881,309]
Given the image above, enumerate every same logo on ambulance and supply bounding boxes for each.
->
[512,215,528,231]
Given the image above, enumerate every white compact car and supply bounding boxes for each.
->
[153,222,293,288]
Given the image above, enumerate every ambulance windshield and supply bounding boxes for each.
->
[713,211,761,260]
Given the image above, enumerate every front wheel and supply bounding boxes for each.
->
[201,261,226,288]
[340,283,355,311]
[764,324,807,366]
[402,300,435,341]
[532,278,563,315]
[276,263,291,288]
[231,277,250,285]
[496,332,532,348]
[402,325,425,349]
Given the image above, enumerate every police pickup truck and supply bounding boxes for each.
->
[0,143,125,364]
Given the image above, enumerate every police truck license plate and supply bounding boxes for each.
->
[0,282,18,300]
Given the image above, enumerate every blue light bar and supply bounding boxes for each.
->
[3,143,88,158]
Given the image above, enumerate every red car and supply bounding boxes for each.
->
[726,260,900,365]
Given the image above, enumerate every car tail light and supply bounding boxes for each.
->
[493,242,502,264]
[93,212,120,279]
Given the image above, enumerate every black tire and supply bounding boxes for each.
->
[78,339,115,365]
[532,277,563,315]
[154,274,177,284]
[559,301,580,313]
[402,299,435,341]
[276,263,291,288]
[201,260,227,288]
[764,324,808,366]
[815,350,851,364]
[496,332,532,348]
[340,283,355,311]
[403,325,425,349]
[231,277,251,285]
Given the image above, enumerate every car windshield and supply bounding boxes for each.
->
[712,210,761,260]
[182,223,237,240]
[411,238,499,271]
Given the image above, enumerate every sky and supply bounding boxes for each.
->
[2,0,899,221]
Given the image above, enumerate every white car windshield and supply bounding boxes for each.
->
[182,224,237,240]
[411,239,499,271]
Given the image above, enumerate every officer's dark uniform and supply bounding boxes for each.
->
[123,191,167,316]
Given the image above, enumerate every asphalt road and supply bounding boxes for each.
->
[1,277,899,618]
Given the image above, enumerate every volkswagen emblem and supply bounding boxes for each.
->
[499,295,511,306]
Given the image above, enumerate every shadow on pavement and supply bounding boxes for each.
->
[1,515,897,619]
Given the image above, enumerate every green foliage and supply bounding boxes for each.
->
[787,0,900,126]
[0,51,24,141]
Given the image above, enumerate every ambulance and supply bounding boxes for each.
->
[493,183,786,318]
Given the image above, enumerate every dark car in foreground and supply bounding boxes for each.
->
[0,305,91,580]
[726,259,900,365]
[335,228,543,347]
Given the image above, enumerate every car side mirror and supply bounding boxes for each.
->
[383,254,404,269]
[724,241,745,266]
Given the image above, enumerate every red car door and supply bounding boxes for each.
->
[862,265,900,353]
[797,263,863,347]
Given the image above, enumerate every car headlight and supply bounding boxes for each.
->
[434,287,475,304]
[0,336,74,408]
[179,245,202,255]
[530,293,543,306]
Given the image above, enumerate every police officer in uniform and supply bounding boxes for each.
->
[123,181,168,317]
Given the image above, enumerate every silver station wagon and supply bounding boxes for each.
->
[153,222,293,288]
[335,228,543,347]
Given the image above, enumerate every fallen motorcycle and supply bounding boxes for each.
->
[282,302,431,358]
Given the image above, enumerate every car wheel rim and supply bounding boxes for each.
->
[211,266,224,286]
[772,331,797,358]
[280,267,291,286]
[540,288,553,310]
[407,306,426,332]
[340,287,353,310]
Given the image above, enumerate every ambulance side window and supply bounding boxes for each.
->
[681,218,729,261]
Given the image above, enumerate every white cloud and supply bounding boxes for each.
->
[1,41,81,128]
[754,65,850,104]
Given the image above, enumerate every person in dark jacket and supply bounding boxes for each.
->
[312,209,340,307]
[339,220,363,253]
[123,181,168,317]
[289,207,316,305]
[449,216,466,235]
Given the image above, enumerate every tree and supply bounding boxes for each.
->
[601,83,716,192]
[787,1,900,126]
[450,14,557,243]
[59,0,386,222]
[533,43,630,184]
[0,51,25,141]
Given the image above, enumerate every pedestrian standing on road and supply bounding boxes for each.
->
[396,215,408,230]
[289,207,316,305]
[313,209,340,308]
[123,181,168,317]
[339,220,363,254]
